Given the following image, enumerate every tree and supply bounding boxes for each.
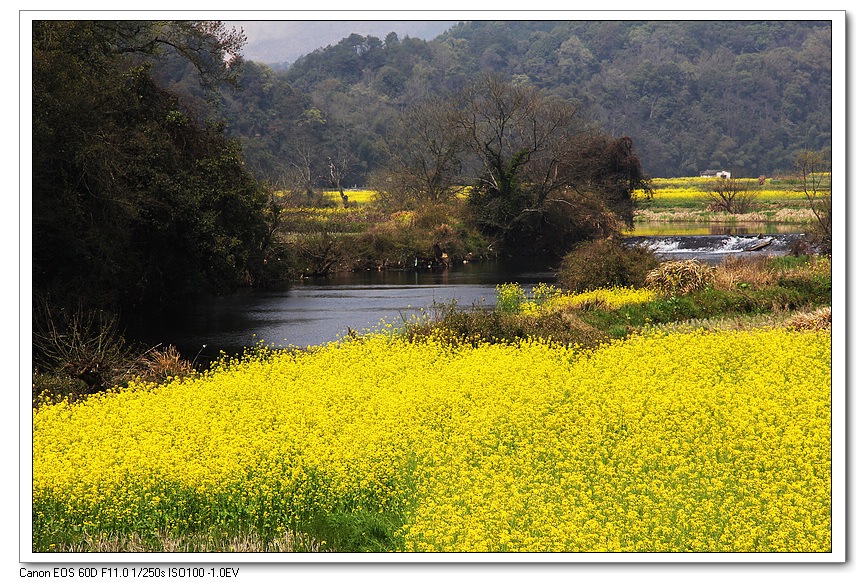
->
[374,98,464,209]
[796,149,831,252]
[454,75,645,257]
[456,75,594,254]
[560,135,652,229]
[32,20,269,314]
[327,149,357,208]
[704,176,756,214]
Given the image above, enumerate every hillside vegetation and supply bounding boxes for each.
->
[223,20,831,184]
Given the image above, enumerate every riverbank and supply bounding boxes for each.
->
[275,177,822,279]
[32,254,833,553]
[34,253,831,400]
[632,174,820,232]
[401,254,831,350]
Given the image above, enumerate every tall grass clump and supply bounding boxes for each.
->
[645,260,716,296]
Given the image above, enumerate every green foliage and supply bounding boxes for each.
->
[495,284,527,315]
[557,239,660,292]
[32,21,271,314]
[265,21,830,180]
[583,282,824,337]
[302,509,406,552]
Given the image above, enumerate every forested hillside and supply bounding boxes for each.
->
[223,20,832,184]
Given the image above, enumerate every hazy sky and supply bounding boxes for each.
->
[225,20,458,65]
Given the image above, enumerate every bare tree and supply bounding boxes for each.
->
[453,74,594,245]
[705,176,756,214]
[796,149,831,251]
[289,148,319,199]
[327,154,354,208]
[456,74,588,204]
[376,98,464,209]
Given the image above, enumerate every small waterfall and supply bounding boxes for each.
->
[625,232,809,264]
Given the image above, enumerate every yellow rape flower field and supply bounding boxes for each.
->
[32,327,831,554]
[514,283,659,314]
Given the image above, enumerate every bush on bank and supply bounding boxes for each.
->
[557,238,660,292]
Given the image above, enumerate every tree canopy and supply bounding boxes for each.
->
[32,20,269,314]
[373,75,650,258]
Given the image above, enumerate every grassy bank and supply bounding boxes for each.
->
[32,255,832,553]
[274,199,491,277]
[404,255,830,349]
[634,175,819,226]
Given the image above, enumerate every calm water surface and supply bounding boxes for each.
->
[135,228,808,361]
[133,261,557,362]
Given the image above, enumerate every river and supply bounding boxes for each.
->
[129,260,558,364]
[131,227,809,362]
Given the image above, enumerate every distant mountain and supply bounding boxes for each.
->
[219,20,832,181]
[226,21,459,67]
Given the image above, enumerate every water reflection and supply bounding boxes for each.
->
[131,229,807,361]
[629,221,808,236]
[131,261,557,363]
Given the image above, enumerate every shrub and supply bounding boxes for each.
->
[289,232,347,276]
[775,257,832,300]
[32,303,198,406]
[557,238,660,292]
[645,260,716,296]
[33,305,139,395]
[402,298,608,349]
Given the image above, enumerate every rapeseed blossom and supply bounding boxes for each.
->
[322,189,378,205]
[499,283,657,315]
[645,177,814,202]
[33,329,831,553]
[650,187,808,201]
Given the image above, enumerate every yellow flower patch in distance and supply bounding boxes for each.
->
[322,189,378,205]
[511,283,657,314]
[650,187,809,201]
[33,329,831,552]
